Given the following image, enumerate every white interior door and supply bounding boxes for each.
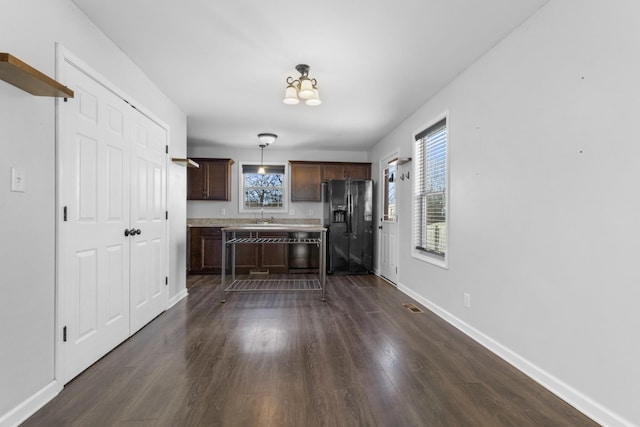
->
[129,113,167,334]
[380,154,399,284]
[59,54,168,383]
[59,62,131,382]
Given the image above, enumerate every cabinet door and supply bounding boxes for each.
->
[187,163,207,200]
[189,227,228,273]
[201,235,223,270]
[206,160,231,201]
[290,162,322,202]
[260,232,288,271]
[323,164,346,180]
[347,163,371,179]
[188,227,201,271]
[234,233,260,270]
[187,158,232,201]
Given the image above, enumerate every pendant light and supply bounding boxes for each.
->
[257,133,277,174]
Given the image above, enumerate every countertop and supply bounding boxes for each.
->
[221,224,326,233]
[187,218,321,227]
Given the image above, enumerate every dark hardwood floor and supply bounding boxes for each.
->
[24,274,599,426]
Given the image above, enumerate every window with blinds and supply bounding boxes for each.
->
[414,118,447,262]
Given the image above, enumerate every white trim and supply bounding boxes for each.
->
[378,149,400,282]
[0,380,61,427]
[237,160,289,214]
[167,288,189,309]
[396,281,636,427]
[411,111,450,270]
[56,46,169,129]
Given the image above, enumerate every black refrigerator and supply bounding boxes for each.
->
[322,179,373,274]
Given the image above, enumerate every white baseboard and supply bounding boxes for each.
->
[395,281,635,427]
[0,380,61,427]
[167,288,189,309]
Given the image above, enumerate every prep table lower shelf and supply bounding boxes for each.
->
[224,278,321,292]
[220,225,327,302]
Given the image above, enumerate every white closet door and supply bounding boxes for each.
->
[59,62,131,383]
[129,112,167,334]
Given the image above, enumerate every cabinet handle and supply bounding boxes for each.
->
[124,229,131,237]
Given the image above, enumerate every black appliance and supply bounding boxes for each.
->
[322,179,373,274]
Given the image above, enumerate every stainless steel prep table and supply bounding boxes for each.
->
[220,224,327,302]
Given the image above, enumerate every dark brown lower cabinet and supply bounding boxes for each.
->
[189,227,227,273]
[188,227,288,274]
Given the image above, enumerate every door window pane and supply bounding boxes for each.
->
[383,164,397,221]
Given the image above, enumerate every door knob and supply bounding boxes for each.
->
[124,228,138,237]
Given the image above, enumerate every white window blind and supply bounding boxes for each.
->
[414,118,447,258]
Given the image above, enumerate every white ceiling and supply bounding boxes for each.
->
[72,0,548,151]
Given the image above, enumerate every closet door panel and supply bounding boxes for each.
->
[59,61,131,383]
[129,113,167,334]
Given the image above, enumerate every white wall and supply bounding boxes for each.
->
[187,145,369,220]
[369,1,639,426]
[0,0,187,424]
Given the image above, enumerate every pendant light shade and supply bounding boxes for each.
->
[305,88,322,106]
[257,132,278,145]
[283,84,300,104]
[257,133,277,174]
[298,78,314,98]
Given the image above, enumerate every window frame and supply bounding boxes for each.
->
[238,161,289,214]
[412,112,449,269]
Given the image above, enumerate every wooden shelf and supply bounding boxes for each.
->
[389,157,412,166]
[171,158,200,168]
[0,53,74,98]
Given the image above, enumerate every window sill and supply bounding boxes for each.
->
[411,249,448,270]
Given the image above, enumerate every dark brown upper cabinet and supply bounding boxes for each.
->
[290,162,323,202]
[289,161,371,202]
[187,158,234,201]
[322,162,371,181]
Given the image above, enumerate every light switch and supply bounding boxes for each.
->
[11,167,26,192]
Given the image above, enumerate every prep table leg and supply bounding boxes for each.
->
[321,230,326,301]
[221,230,226,303]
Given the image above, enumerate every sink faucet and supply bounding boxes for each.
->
[255,209,274,224]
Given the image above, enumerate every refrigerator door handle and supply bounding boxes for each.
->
[347,194,352,234]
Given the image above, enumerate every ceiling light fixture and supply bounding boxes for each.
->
[257,133,277,174]
[283,64,321,106]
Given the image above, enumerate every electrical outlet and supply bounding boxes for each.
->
[308,209,314,216]
[10,167,26,192]
[463,293,471,308]
[220,208,226,216]
[289,208,296,216]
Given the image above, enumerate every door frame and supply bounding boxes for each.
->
[378,149,400,284]
[55,45,170,385]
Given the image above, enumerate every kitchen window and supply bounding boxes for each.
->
[413,116,448,268]
[238,162,288,213]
